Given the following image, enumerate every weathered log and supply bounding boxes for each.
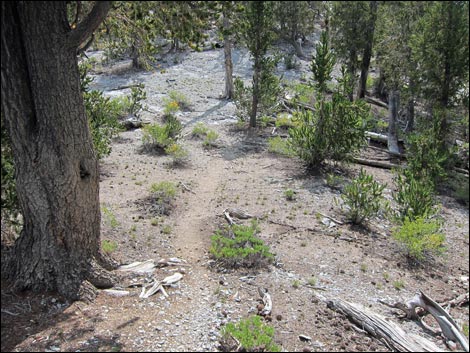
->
[327,298,445,352]
[394,291,469,352]
[365,96,388,109]
[352,157,401,170]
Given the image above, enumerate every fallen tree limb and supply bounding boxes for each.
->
[365,96,388,109]
[392,291,469,352]
[258,287,272,316]
[224,211,236,225]
[316,212,344,225]
[327,298,445,352]
[352,157,402,170]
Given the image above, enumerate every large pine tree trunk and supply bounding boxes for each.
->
[1,1,114,301]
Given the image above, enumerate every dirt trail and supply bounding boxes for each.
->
[172,158,226,263]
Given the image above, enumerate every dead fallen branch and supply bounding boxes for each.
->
[364,96,388,109]
[224,208,255,219]
[117,260,155,273]
[316,212,344,225]
[327,298,445,352]
[387,291,469,352]
[352,157,401,170]
[258,287,272,316]
[139,272,183,299]
[224,210,236,225]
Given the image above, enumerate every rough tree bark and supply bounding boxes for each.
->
[1,1,114,301]
[357,1,378,100]
[223,11,234,99]
[388,89,401,155]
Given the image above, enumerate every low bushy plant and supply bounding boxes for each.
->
[150,181,178,215]
[267,136,295,157]
[392,217,446,262]
[340,169,388,225]
[221,315,281,352]
[101,239,118,254]
[210,221,274,269]
[165,143,189,166]
[203,130,219,148]
[288,94,370,167]
[284,189,296,201]
[393,170,437,221]
[142,115,182,151]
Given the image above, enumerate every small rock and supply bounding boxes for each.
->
[276,314,282,321]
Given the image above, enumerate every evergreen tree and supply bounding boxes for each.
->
[239,1,277,128]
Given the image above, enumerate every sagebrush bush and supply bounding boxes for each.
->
[340,169,388,225]
[142,115,182,151]
[210,221,274,269]
[165,143,189,166]
[220,315,281,352]
[150,181,178,215]
[392,217,446,262]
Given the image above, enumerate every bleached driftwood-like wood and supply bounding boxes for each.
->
[394,291,469,352]
[140,272,184,299]
[352,157,401,170]
[327,298,445,352]
[440,292,469,308]
[316,212,344,225]
[102,289,130,297]
[224,211,236,225]
[258,287,272,316]
[366,131,389,143]
[157,257,190,268]
[225,208,254,219]
[117,260,155,273]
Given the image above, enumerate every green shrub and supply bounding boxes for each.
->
[210,221,274,269]
[142,115,182,151]
[1,117,20,224]
[101,205,120,229]
[275,113,296,129]
[233,57,283,122]
[289,82,315,106]
[267,136,295,157]
[221,316,281,352]
[80,62,127,159]
[101,239,118,254]
[392,217,446,262]
[150,181,178,215]
[288,94,370,167]
[405,131,448,188]
[191,122,209,138]
[284,53,299,70]
[165,143,189,165]
[340,169,388,225]
[284,189,296,201]
[150,181,177,202]
[203,130,219,148]
[393,171,437,221]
